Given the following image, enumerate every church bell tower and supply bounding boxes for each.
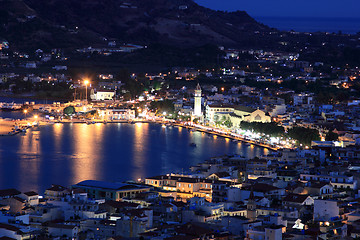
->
[194,83,202,117]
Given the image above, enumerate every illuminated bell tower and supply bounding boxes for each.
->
[194,83,202,117]
[247,187,257,221]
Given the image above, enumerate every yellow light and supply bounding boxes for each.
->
[34,115,38,119]
[84,80,89,85]
[23,110,28,114]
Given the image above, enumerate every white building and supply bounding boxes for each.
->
[90,90,115,101]
[98,109,135,120]
[246,225,283,240]
[47,224,79,239]
[314,199,339,221]
[205,104,271,126]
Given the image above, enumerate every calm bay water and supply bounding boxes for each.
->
[0,123,269,193]
[255,16,360,34]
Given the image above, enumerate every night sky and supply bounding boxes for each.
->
[194,0,360,18]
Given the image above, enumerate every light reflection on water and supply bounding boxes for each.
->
[0,123,270,192]
[72,123,104,185]
[18,130,41,193]
[133,123,147,180]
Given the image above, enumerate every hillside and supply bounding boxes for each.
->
[0,0,270,50]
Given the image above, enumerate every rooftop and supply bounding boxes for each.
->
[75,180,148,191]
[24,191,38,197]
[0,189,21,198]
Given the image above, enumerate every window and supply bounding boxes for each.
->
[189,184,191,188]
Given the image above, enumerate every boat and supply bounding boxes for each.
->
[189,143,197,147]
[1,102,21,111]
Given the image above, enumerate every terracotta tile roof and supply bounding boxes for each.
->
[104,200,139,209]
[308,182,329,189]
[283,193,309,203]
[47,223,77,229]
[12,196,25,203]
[243,183,280,193]
[176,223,213,237]
[46,185,67,192]
[0,223,20,232]
[24,191,38,197]
[0,189,21,198]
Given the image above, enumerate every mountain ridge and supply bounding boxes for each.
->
[0,0,271,50]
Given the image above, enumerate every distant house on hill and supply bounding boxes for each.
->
[90,89,115,101]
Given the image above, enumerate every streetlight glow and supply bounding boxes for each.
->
[84,79,90,103]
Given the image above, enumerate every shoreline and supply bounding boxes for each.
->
[0,93,70,102]
[0,118,278,151]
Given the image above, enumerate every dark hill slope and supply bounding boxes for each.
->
[0,0,270,49]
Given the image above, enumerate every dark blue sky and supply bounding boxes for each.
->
[194,0,359,18]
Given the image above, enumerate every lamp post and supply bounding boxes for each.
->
[84,80,89,103]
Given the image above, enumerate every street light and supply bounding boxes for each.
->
[23,109,28,118]
[84,80,89,103]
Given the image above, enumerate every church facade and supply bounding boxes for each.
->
[205,104,271,127]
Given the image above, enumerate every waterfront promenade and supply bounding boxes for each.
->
[0,116,279,151]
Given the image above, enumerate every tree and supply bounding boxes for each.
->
[149,99,175,114]
[326,131,338,141]
[224,119,233,128]
[193,118,200,124]
[240,122,285,137]
[123,92,132,101]
[287,127,320,146]
[63,106,75,115]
